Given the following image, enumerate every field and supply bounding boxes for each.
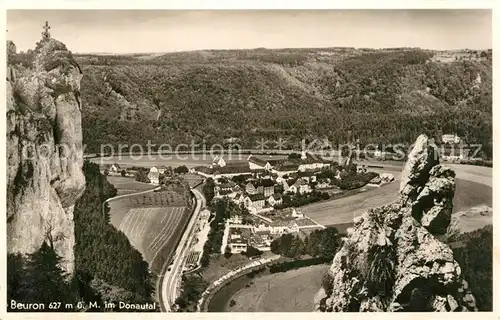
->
[224,264,330,312]
[90,153,286,169]
[182,172,205,188]
[304,178,492,228]
[106,175,156,195]
[451,205,492,234]
[107,190,192,274]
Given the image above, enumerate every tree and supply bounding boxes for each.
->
[72,162,154,307]
[224,246,232,259]
[243,246,262,258]
[120,169,127,177]
[7,253,25,305]
[452,225,492,311]
[202,178,216,202]
[134,170,150,183]
[176,274,209,311]
[17,242,76,310]
[217,176,229,184]
[174,165,189,174]
[288,153,301,161]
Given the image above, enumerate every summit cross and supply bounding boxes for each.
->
[42,21,51,40]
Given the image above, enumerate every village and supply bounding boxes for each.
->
[183,151,395,261]
[99,132,479,271]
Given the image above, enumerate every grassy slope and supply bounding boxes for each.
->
[106,175,156,195]
[76,48,492,155]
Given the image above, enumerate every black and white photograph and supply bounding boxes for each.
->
[5,5,494,314]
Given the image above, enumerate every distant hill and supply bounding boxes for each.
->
[72,47,491,157]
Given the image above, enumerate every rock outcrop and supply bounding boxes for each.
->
[6,38,85,273]
[315,135,477,312]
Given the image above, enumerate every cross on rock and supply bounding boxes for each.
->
[41,21,51,40]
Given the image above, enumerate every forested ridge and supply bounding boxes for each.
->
[74,47,492,158]
[73,161,155,309]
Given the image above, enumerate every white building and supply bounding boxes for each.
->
[148,166,160,184]
[288,179,312,194]
[267,220,299,236]
[229,239,248,253]
[109,163,121,174]
[228,215,243,224]
[212,155,227,168]
[297,152,330,172]
[244,194,266,211]
[248,155,273,171]
[442,134,461,145]
[267,194,283,207]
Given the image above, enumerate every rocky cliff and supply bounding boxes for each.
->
[6,38,85,273]
[315,135,477,312]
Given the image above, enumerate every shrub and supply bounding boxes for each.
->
[321,272,334,296]
[134,170,150,183]
[360,245,396,297]
[174,165,189,174]
[243,246,262,258]
[452,225,492,311]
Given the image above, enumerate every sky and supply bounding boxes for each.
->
[6,9,492,53]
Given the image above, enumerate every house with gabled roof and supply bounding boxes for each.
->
[248,155,273,171]
[109,163,121,174]
[232,192,244,205]
[273,162,300,176]
[245,181,257,195]
[244,193,266,211]
[298,152,331,172]
[288,178,312,194]
[267,193,283,207]
[212,154,227,168]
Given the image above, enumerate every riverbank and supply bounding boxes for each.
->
[208,264,330,312]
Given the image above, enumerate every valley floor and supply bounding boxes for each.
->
[212,264,330,312]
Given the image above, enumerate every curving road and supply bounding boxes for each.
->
[159,188,206,312]
[102,185,161,218]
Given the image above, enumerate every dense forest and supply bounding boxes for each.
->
[450,225,493,311]
[7,243,79,312]
[73,161,155,310]
[7,161,155,311]
[73,48,492,159]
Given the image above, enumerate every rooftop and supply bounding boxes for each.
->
[248,194,266,201]
[248,155,270,167]
[230,238,247,245]
[293,179,309,186]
